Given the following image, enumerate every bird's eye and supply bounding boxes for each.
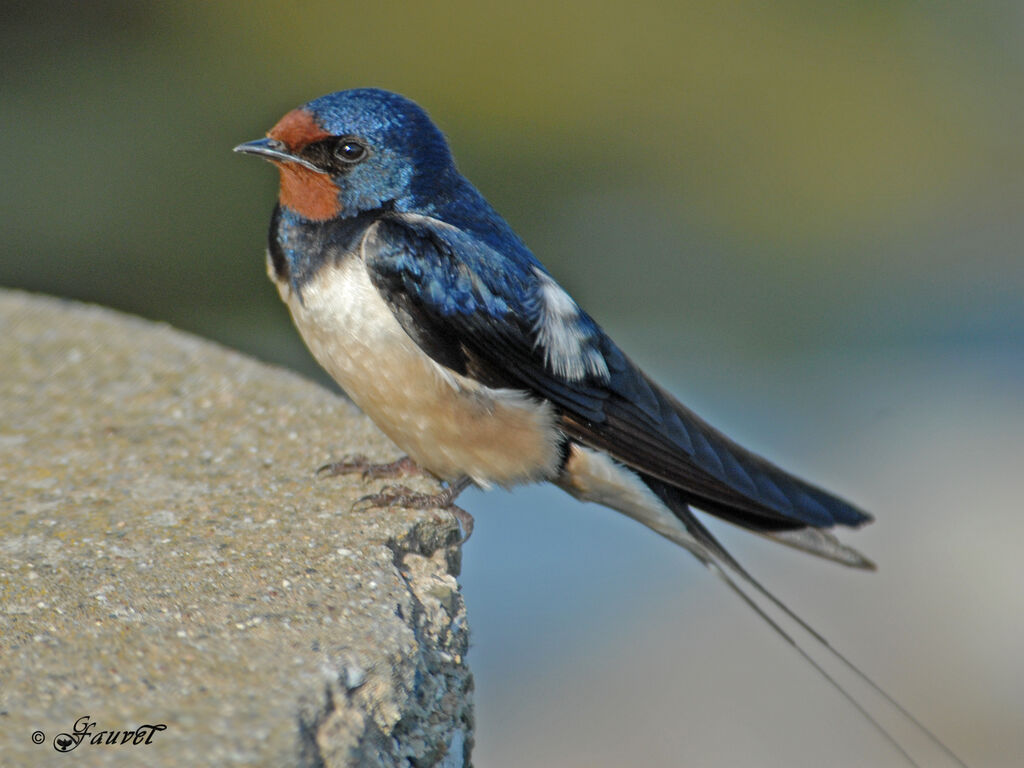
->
[333,139,368,164]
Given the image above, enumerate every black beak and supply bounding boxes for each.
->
[233,138,323,173]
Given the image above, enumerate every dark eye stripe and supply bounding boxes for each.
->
[297,136,370,171]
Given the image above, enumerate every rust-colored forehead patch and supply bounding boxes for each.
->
[267,108,330,150]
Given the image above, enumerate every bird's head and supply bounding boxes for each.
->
[235,88,454,221]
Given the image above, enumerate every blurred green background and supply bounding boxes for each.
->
[2,2,1021,766]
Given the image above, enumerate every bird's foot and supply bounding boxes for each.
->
[317,454,421,480]
[354,476,475,541]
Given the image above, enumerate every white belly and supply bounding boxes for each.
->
[274,251,562,487]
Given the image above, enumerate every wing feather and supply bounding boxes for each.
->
[362,212,872,533]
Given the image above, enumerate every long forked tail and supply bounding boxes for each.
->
[678,508,968,768]
[556,442,967,765]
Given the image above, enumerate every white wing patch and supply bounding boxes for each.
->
[531,268,609,382]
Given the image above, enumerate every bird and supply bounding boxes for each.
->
[235,88,965,767]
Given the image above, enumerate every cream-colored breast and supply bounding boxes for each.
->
[272,250,562,487]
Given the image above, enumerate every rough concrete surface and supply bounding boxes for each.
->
[0,289,473,767]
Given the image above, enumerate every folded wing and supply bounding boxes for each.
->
[362,212,873,547]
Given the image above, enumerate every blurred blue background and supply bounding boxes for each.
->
[2,2,1021,765]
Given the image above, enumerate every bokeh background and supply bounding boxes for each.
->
[3,2,1022,765]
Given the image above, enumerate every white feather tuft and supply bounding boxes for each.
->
[531,268,609,382]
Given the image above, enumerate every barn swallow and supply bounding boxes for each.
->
[236,89,965,767]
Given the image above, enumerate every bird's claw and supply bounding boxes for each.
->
[354,484,420,508]
[354,483,475,541]
[316,454,369,477]
[317,454,420,480]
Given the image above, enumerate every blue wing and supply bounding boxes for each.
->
[363,212,872,534]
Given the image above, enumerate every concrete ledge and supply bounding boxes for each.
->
[0,289,473,767]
